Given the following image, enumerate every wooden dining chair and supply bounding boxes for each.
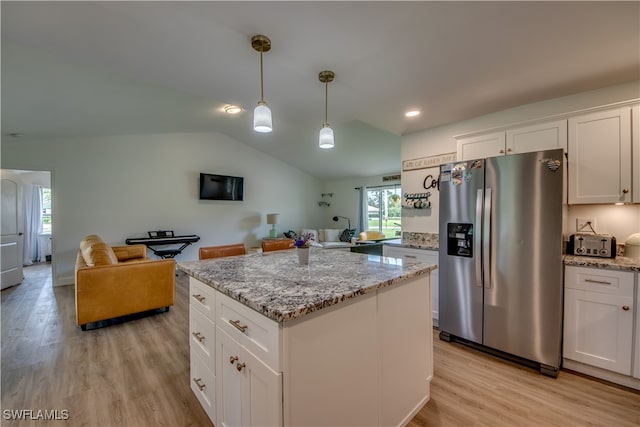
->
[261,239,295,252]
[199,243,246,260]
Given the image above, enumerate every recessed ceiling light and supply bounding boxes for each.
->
[405,110,421,118]
[224,105,243,114]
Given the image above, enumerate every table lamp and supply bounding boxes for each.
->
[267,213,279,238]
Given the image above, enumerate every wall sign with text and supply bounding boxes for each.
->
[402,152,457,171]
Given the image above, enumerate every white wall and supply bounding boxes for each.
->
[401,81,640,239]
[1,132,322,285]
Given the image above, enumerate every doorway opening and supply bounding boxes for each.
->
[1,169,53,290]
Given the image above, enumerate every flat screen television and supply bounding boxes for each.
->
[199,173,244,201]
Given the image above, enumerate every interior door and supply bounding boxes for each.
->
[1,178,24,289]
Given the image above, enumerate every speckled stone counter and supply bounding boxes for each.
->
[178,249,436,323]
[383,232,439,251]
[563,254,640,272]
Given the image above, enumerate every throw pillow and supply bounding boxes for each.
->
[340,228,356,242]
[283,230,298,239]
[324,228,341,242]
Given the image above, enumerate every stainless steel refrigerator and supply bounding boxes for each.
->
[438,149,564,377]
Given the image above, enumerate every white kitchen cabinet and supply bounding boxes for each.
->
[216,327,283,427]
[457,119,567,161]
[189,270,433,426]
[568,107,633,204]
[383,245,439,323]
[563,266,634,375]
[457,131,506,161]
[189,278,218,423]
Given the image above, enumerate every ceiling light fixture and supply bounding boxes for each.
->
[224,105,243,114]
[319,70,335,149]
[405,110,421,117]
[251,35,272,133]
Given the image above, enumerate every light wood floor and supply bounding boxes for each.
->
[2,264,639,427]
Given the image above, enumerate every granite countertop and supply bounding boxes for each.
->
[563,254,640,272]
[178,250,436,323]
[384,232,439,251]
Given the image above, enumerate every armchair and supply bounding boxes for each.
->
[75,235,175,330]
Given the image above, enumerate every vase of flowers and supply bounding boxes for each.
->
[294,232,313,266]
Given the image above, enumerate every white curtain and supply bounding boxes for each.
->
[23,184,43,265]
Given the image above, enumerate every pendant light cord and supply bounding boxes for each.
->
[324,81,328,124]
[260,51,265,102]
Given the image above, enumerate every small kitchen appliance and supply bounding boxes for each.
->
[624,233,640,260]
[568,233,616,258]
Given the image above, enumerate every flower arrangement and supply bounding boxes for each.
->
[293,232,314,248]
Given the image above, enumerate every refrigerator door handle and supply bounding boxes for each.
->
[475,189,483,288]
[483,188,492,289]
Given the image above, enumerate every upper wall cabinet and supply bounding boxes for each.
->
[568,107,633,204]
[457,120,567,161]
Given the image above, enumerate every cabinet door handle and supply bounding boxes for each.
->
[193,378,206,391]
[507,148,513,153]
[622,188,629,194]
[584,279,611,285]
[229,319,248,333]
[499,149,505,154]
[192,294,206,303]
[191,332,205,343]
[236,362,246,372]
[622,306,630,311]
[229,355,239,364]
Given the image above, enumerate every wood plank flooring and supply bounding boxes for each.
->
[2,263,639,426]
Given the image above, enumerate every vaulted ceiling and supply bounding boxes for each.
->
[2,1,639,178]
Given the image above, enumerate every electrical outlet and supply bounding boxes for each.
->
[576,218,596,233]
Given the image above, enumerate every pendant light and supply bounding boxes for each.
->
[318,70,335,149]
[251,35,272,133]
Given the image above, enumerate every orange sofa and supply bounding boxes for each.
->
[75,235,175,330]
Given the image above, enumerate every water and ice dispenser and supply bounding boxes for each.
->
[446,223,474,258]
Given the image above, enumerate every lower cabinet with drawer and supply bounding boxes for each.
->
[383,245,439,324]
[563,266,639,389]
[188,273,433,426]
[189,278,218,422]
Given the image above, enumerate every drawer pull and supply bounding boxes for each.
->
[584,279,611,285]
[229,319,248,333]
[192,332,205,343]
[229,355,239,364]
[404,255,417,259]
[192,294,206,303]
[193,377,206,391]
[236,362,246,372]
[623,306,630,311]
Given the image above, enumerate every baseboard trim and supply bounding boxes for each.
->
[563,358,640,391]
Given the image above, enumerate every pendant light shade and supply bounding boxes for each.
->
[319,124,334,149]
[318,70,335,149]
[254,101,272,133]
[251,35,272,133]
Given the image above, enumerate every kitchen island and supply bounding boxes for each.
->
[178,249,436,427]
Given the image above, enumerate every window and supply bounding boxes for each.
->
[42,187,52,234]
[366,185,401,237]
